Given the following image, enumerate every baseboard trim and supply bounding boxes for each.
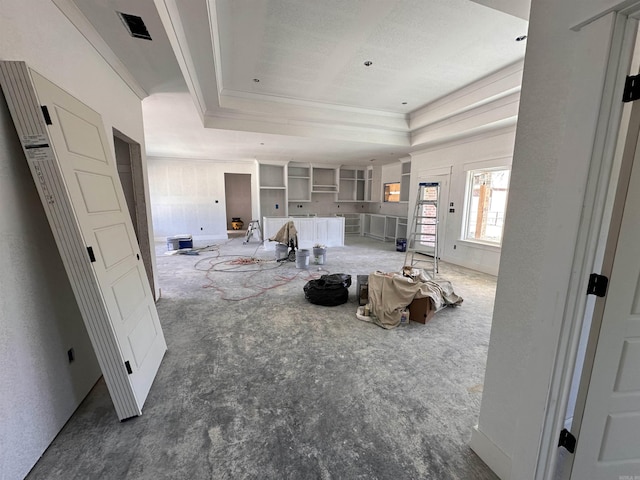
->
[469,426,512,480]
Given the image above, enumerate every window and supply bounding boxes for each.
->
[464,168,510,244]
[384,182,400,202]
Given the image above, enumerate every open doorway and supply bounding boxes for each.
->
[113,128,155,298]
[224,173,252,236]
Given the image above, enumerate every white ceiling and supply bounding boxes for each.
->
[65,0,529,164]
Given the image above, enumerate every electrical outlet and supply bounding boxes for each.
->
[67,348,75,363]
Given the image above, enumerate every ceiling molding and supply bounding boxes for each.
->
[411,92,520,146]
[410,123,518,157]
[410,61,524,131]
[203,109,411,146]
[206,0,224,96]
[154,0,213,120]
[52,0,148,99]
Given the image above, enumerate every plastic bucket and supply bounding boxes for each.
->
[313,247,326,265]
[296,249,310,269]
[275,243,288,260]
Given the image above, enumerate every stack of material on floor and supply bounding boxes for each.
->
[358,269,462,329]
[304,274,351,306]
[268,221,298,249]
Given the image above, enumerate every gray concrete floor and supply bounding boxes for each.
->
[27,236,498,479]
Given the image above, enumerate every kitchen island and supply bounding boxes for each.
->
[262,216,345,250]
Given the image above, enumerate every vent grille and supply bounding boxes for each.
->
[117,12,152,41]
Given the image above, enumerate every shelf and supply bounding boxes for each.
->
[260,186,286,190]
[259,163,285,188]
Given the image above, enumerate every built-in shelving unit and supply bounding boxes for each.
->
[287,162,311,202]
[338,213,362,234]
[365,167,373,202]
[338,168,365,201]
[312,166,339,194]
[259,163,287,217]
[400,160,411,202]
[362,214,408,243]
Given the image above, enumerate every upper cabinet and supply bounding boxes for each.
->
[400,160,411,202]
[366,165,382,203]
[287,162,311,202]
[338,167,365,202]
[259,162,287,217]
[312,166,338,194]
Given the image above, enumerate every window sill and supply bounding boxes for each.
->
[457,239,502,252]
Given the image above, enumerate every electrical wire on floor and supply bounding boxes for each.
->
[192,245,330,300]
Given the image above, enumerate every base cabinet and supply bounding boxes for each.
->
[263,216,345,250]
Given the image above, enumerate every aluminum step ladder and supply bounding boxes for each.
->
[243,219,262,244]
[404,182,440,277]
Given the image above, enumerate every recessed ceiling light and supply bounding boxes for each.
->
[515,35,527,42]
[364,61,373,67]
[253,78,260,82]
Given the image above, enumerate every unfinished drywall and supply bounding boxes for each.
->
[147,156,259,240]
[409,127,516,276]
[471,4,618,478]
[0,1,153,477]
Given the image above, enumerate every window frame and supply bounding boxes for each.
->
[462,164,511,246]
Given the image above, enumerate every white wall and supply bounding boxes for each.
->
[471,1,619,478]
[409,127,516,275]
[147,156,259,240]
[0,1,153,478]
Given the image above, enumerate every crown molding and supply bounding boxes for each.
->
[52,0,148,99]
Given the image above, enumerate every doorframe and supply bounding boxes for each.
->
[416,167,451,260]
[112,128,156,300]
[536,11,640,480]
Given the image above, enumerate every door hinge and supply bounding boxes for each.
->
[587,273,608,297]
[558,428,576,453]
[623,74,640,102]
[40,105,52,125]
[87,246,96,263]
[125,361,133,375]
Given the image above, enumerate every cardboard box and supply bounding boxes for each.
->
[408,296,436,324]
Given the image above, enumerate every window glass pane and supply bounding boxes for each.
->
[384,182,400,202]
[465,168,510,244]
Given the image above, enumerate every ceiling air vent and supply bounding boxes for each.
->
[117,12,152,41]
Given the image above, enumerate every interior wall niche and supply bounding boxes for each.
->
[224,173,252,230]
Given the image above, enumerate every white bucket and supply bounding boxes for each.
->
[275,243,288,260]
[296,249,310,269]
[313,247,326,265]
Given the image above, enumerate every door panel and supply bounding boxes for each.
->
[571,100,640,478]
[0,62,166,420]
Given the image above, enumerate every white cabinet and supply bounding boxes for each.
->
[312,166,338,194]
[338,168,365,201]
[287,162,311,202]
[262,216,345,250]
[362,214,407,243]
[339,213,362,234]
[400,161,411,202]
[259,163,287,217]
[295,218,315,247]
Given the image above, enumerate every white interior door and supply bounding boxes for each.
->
[570,97,640,478]
[0,62,166,420]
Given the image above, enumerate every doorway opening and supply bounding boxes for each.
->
[224,173,252,237]
[113,128,155,298]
